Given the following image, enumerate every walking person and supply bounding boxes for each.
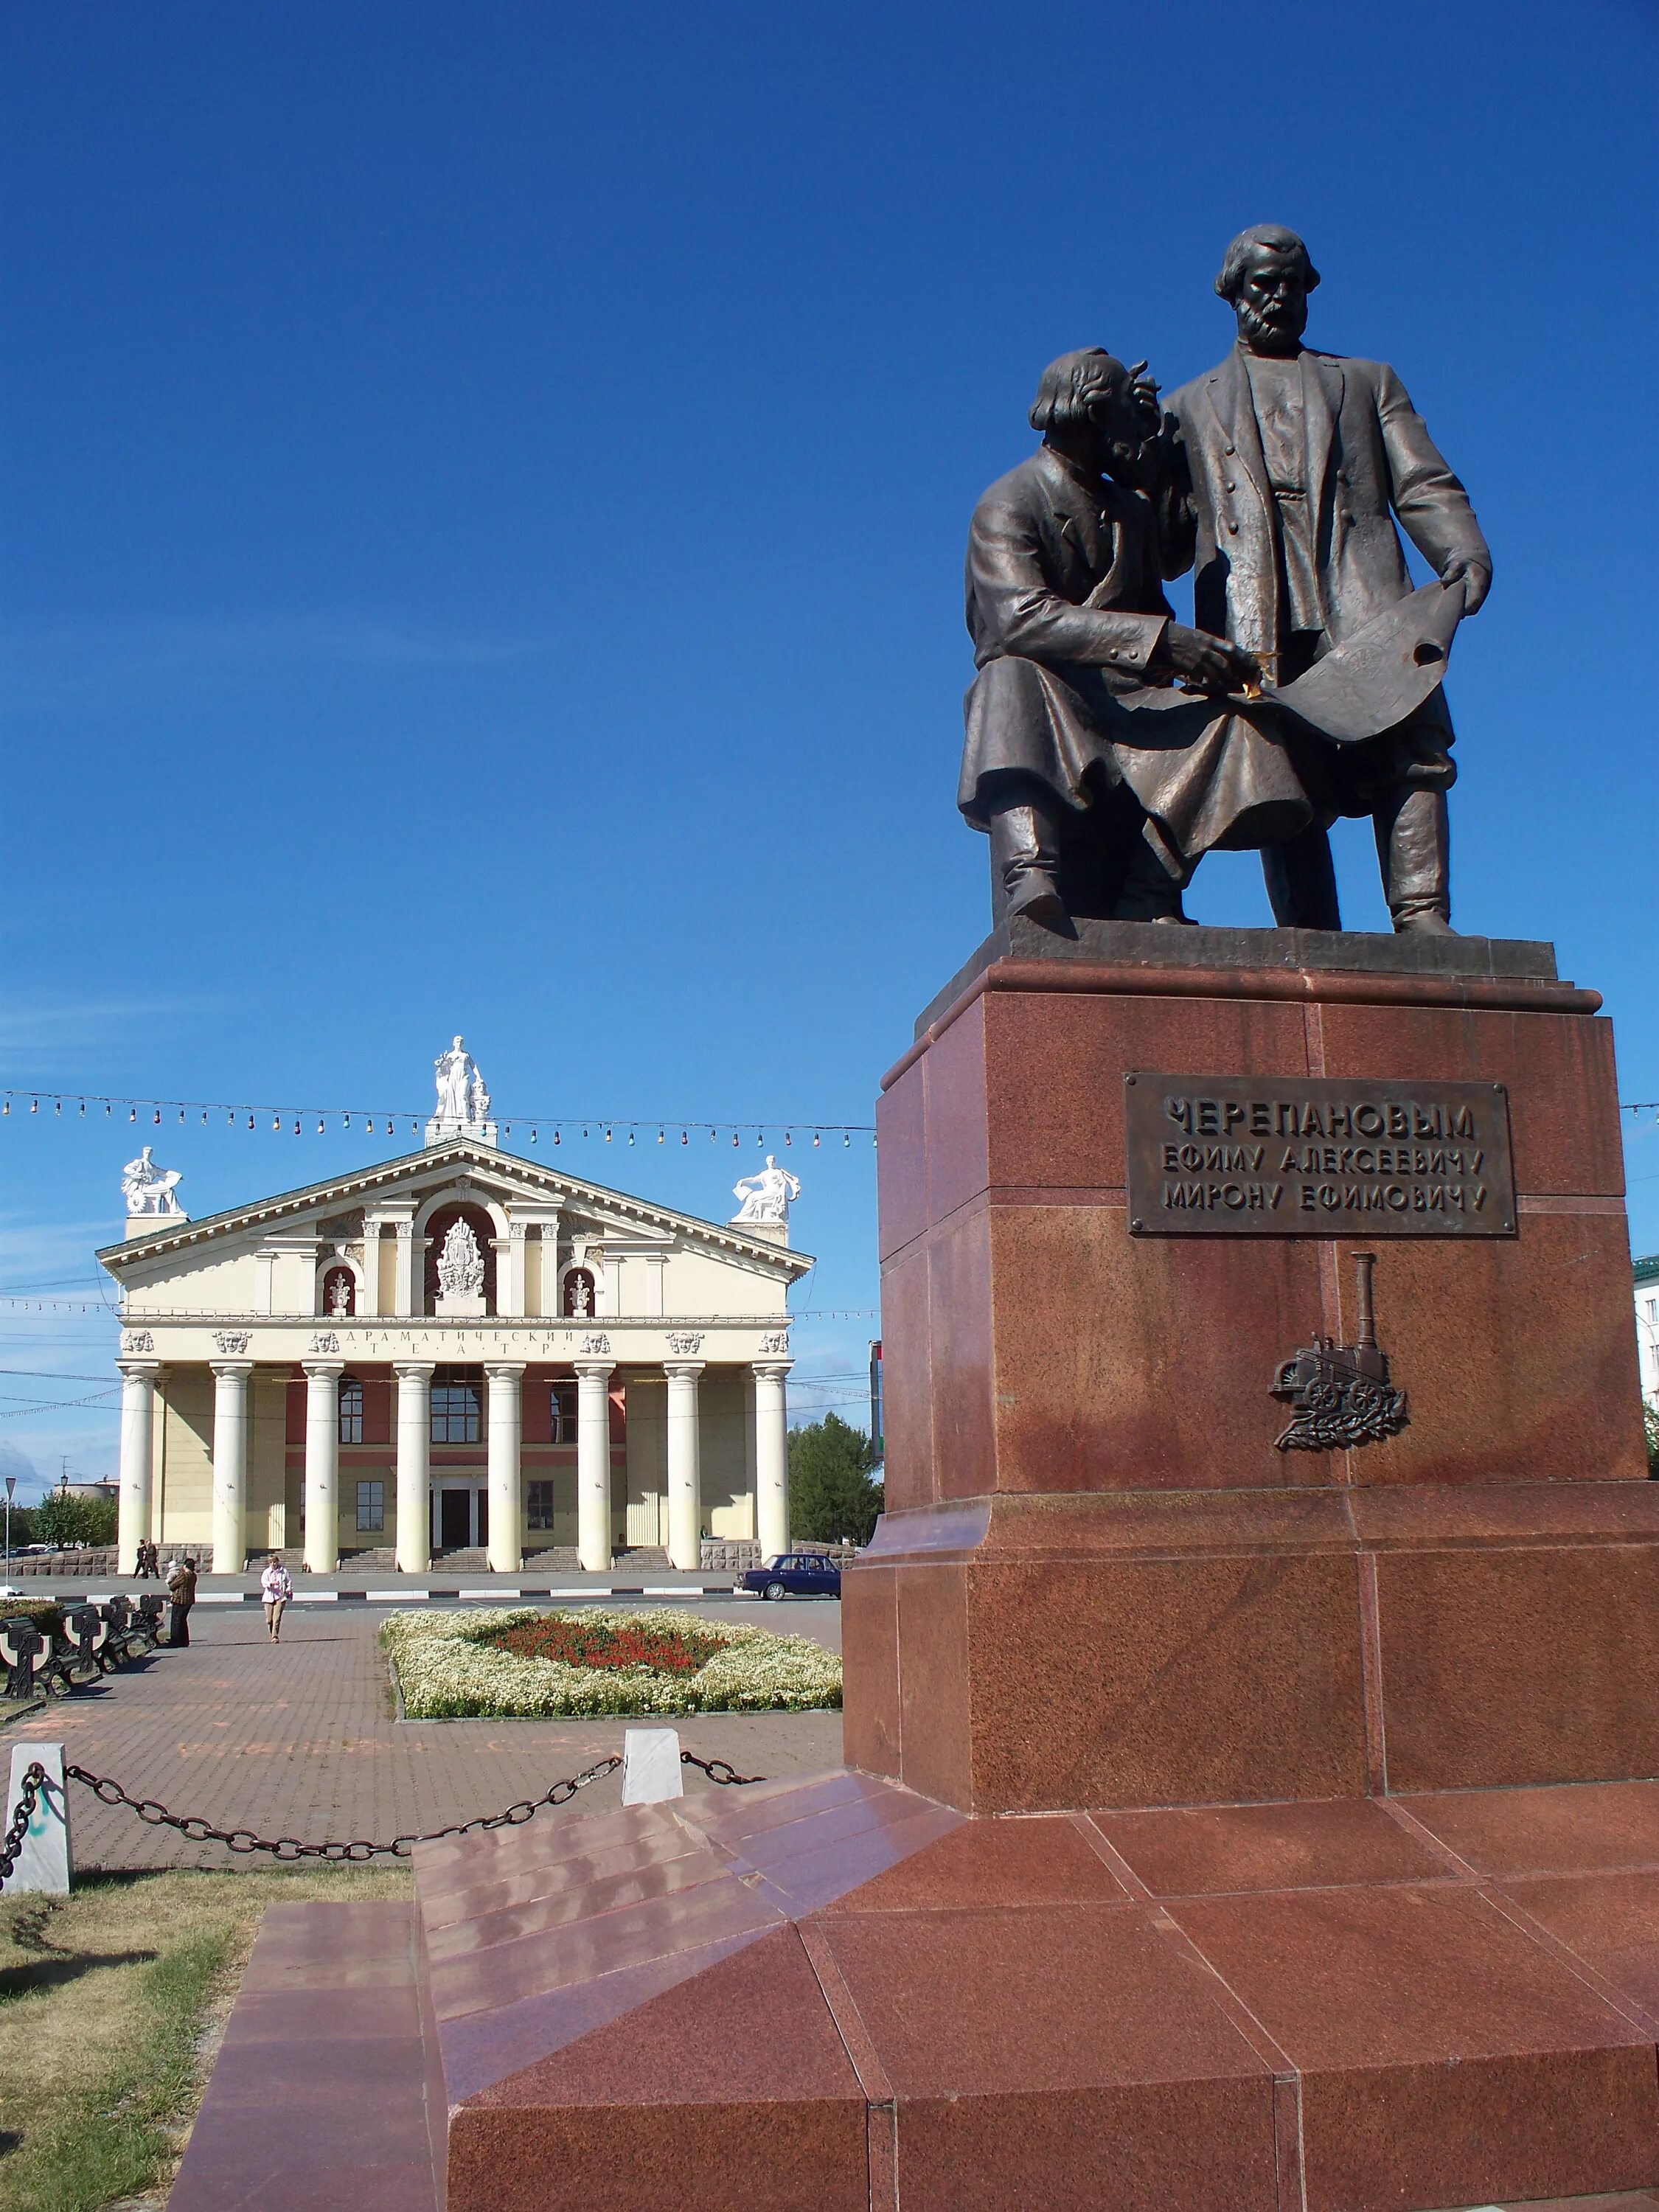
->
[167,1554,198,1648]
[260,1553,293,1642]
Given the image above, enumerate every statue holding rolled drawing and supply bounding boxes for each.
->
[959,225,1491,936]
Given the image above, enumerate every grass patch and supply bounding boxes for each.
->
[0,1864,409,2212]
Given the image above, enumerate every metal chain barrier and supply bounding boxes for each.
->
[57,1746,765,1864]
[681,1753,764,1787]
[0,1763,46,1891]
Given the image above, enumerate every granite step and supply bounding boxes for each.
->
[170,1899,437,2212]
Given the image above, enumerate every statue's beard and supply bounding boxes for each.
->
[1237,298,1304,355]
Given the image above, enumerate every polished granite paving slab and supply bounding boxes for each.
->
[178,1776,1659,2211]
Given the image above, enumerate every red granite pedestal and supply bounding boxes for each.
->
[852,927,1655,1814]
[175,923,1659,2212]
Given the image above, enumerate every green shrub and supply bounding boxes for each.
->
[0,1601,63,1642]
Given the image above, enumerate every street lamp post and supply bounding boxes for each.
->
[4,1476,15,1572]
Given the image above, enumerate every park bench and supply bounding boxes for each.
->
[60,1603,109,1678]
[0,1618,77,1700]
[92,1596,145,1671]
[131,1594,166,1652]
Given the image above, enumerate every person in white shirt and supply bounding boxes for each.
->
[260,1554,293,1643]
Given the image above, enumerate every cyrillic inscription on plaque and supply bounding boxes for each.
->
[1124,1074,1516,1237]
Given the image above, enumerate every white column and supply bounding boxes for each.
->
[302,1361,344,1573]
[500,1222,527,1317]
[393,1220,417,1315]
[485,1363,524,1573]
[753,1360,792,1560]
[575,1360,616,1573]
[532,1213,560,1318]
[394,1363,434,1573]
[359,1221,383,1318]
[664,1360,704,1572]
[116,1360,159,1575]
[210,1360,254,1574]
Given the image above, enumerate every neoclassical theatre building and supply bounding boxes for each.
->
[100,1080,810,1575]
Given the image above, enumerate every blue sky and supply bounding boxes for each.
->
[1,0,1654,1492]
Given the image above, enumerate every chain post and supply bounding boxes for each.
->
[0,1766,44,1892]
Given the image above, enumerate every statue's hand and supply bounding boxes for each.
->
[1160,623,1260,693]
[1440,557,1491,615]
[1124,359,1163,441]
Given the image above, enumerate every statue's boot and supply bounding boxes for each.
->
[1262,824,1342,930]
[1379,787,1454,935]
[990,793,1068,928]
[1113,830,1194,925]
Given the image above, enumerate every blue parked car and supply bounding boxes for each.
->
[740,1553,842,1601]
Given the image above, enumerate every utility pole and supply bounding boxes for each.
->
[4,1476,13,1571]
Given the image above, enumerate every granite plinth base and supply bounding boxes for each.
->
[843,1481,1659,1811]
[184,1773,1659,2211]
[858,932,1652,1812]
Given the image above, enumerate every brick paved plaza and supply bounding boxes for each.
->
[10,1601,844,1871]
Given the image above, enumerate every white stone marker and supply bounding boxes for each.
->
[621,1728,684,1806]
[4,1742,72,1893]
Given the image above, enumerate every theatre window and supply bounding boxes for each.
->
[527,1480,555,1531]
[338,1376,364,1446]
[550,1382,578,1442]
[431,1367,482,1444]
[355,1479,385,1533]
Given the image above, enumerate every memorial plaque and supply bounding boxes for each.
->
[1124,1073,1516,1237]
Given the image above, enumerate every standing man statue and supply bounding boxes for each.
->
[1159,225,1492,933]
[959,348,1260,928]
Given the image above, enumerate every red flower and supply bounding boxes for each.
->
[485,1616,728,1675]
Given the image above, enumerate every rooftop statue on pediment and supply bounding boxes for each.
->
[426,1035,498,1150]
[122,1145,186,1219]
[731,1155,801,1227]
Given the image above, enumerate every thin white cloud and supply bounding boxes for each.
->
[0,1002,209,1064]
[1,613,550,712]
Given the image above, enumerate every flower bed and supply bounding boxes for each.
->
[483,1614,728,1674]
[381,1605,842,1719]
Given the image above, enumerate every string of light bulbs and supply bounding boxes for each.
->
[0,1295,119,1315]
[0,1089,874,1150]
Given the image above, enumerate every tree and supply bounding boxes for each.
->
[32,1492,116,1549]
[787,1413,883,1546]
[1646,1400,1659,1477]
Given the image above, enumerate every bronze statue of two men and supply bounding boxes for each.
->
[960,224,1492,934]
